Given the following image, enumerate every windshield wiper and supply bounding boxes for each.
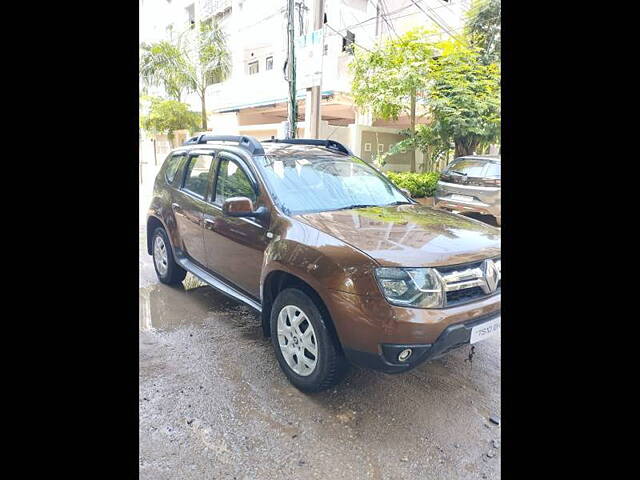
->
[384,200,412,206]
[449,170,468,176]
[333,204,378,211]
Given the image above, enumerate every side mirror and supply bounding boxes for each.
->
[222,197,268,219]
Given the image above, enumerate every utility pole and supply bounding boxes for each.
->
[410,89,416,172]
[305,0,324,139]
[286,0,297,139]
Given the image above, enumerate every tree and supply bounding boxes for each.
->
[140,20,230,130]
[428,41,500,157]
[385,122,452,173]
[140,41,190,101]
[140,96,200,147]
[465,0,501,65]
[350,28,437,172]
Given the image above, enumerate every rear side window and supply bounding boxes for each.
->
[164,154,183,184]
[214,159,257,205]
[183,154,214,198]
[446,159,488,177]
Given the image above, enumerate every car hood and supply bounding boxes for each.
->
[296,204,501,267]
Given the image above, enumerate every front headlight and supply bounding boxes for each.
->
[374,267,444,308]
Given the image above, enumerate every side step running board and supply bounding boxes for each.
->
[175,255,262,312]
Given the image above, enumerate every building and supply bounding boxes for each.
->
[140,0,472,171]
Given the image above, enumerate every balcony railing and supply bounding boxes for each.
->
[199,0,232,19]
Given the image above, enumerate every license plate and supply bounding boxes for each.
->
[470,317,501,344]
[451,194,473,202]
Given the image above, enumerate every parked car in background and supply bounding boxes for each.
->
[434,155,501,226]
[147,136,501,392]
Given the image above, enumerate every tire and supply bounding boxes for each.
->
[270,288,348,392]
[151,226,187,285]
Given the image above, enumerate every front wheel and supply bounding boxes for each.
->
[270,288,348,392]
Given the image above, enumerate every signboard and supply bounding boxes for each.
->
[295,29,324,89]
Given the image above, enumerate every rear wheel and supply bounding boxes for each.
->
[270,288,348,392]
[151,227,187,285]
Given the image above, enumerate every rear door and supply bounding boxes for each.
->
[202,151,269,298]
[171,151,216,266]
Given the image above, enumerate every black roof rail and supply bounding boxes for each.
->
[182,134,264,155]
[261,138,353,156]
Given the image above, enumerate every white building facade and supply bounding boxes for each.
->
[140,0,472,170]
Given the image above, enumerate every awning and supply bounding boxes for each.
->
[215,90,336,113]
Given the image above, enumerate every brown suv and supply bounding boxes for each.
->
[147,135,501,392]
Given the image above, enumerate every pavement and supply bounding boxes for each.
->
[139,175,501,480]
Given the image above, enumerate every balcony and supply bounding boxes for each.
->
[199,0,232,19]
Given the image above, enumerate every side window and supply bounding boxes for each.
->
[182,154,214,198]
[164,154,183,184]
[214,158,257,205]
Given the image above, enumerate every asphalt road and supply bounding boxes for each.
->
[139,185,501,479]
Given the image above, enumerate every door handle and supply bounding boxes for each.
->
[204,218,215,229]
[172,202,182,212]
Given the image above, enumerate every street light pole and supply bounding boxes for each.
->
[286,0,297,139]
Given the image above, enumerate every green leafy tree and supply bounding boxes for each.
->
[428,41,500,157]
[140,20,230,130]
[384,122,452,173]
[140,96,200,147]
[465,0,501,65]
[350,28,437,172]
[140,41,190,101]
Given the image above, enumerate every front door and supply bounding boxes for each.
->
[171,152,216,266]
[202,151,269,298]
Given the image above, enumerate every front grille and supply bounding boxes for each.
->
[446,286,484,306]
[437,260,483,274]
[437,258,501,307]
[446,285,500,306]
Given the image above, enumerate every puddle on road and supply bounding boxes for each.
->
[139,274,251,331]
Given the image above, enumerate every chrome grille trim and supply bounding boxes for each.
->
[436,257,501,306]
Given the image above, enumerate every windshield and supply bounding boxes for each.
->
[446,158,490,177]
[256,155,410,215]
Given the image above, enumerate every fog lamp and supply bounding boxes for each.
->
[398,348,412,362]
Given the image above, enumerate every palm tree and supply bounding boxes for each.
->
[140,40,190,102]
[140,20,230,130]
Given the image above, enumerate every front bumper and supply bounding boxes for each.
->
[324,287,500,356]
[343,310,500,373]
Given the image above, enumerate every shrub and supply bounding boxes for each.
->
[386,171,440,197]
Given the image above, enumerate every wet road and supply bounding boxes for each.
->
[139,178,500,479]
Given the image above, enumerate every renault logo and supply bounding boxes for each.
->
[481,259,500,294]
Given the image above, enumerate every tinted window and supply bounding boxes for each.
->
[255,155,409,215]
[484,162,501,178]
[446,159,488,177]
[165,154,183,184]
[214,159,257,205]
[183,154,214,198]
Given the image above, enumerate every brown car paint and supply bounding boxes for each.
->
[147,143,501,365]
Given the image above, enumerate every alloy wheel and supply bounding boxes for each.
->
[277,305,318,376]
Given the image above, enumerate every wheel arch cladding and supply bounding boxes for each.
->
[147,216,165,255]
